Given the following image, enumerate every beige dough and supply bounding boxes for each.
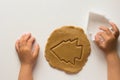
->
[45,26,91,73]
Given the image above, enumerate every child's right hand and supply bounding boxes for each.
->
[95,22,119,55]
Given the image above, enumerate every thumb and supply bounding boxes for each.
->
[94,33,101,46]
[33,43,40,59]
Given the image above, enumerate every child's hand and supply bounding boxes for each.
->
[15,33,40,68]
[95,22,119,54]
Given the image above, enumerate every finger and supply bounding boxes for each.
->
[27,36,35,48]
[95,33,105,49]
[23,33,31,41]
[19,34,26,42]
[95,33,101,45]
[15,39,20,53]
[19,34,27,45]
[33,43,40,59]
[99,32,108,41]
[110,22,120,38]
[99,26,112,35]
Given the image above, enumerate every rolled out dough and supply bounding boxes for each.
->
[45,26,91,73]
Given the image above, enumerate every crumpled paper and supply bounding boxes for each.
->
[87,12,120,57]
[87,12,112,41]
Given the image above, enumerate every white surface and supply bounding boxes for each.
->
[0,0,120,80]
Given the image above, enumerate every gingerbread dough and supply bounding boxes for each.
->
[45,26,91,73]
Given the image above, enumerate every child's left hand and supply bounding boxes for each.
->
[15,33,40,69]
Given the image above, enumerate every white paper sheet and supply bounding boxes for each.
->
[87,12,112,41]
[87,12,120,57]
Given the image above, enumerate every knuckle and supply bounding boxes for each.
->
[20,46,30,52]
[106,28,109,31]
[20,39,25,43]
[106,37,110,40]
[29,37,35,42]
[101,45,106,49]
[32,37,35,41]
[114,32,119,38]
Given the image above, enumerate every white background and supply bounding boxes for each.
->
[0,0,120,80]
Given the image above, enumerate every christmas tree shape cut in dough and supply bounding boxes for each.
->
[51,38,83,65]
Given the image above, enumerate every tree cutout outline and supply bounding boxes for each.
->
[50,38,83,65]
